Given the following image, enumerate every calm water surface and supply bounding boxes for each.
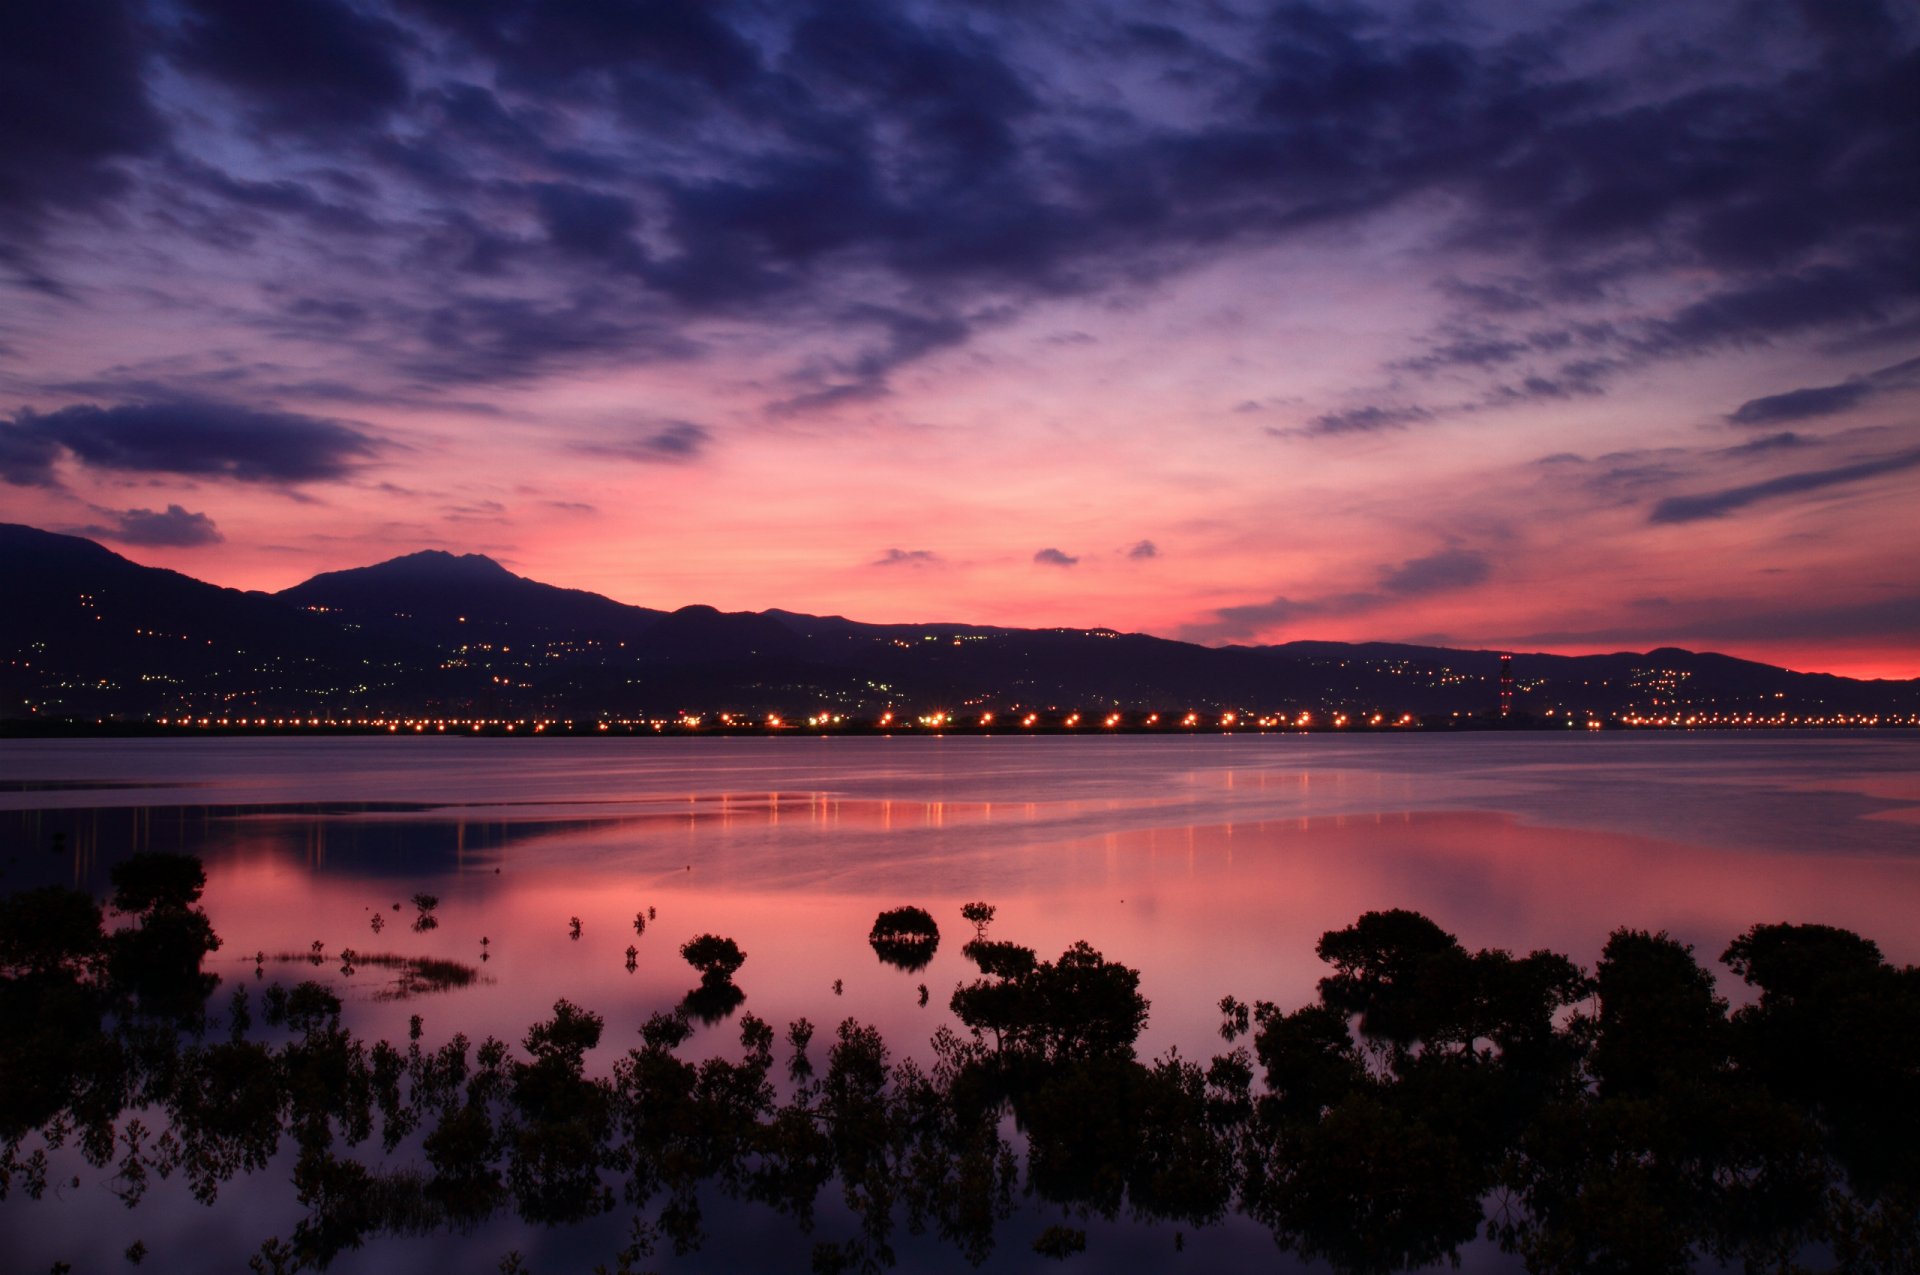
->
[2,732,1917,1272]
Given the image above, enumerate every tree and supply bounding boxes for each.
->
[869,907,940,972]
[0,887,105,979]
[951,941,1147,1064]
[1315,910,1474,1053]
[964,940,1036,980]
[680,935,746,988]
[111,853,208,915]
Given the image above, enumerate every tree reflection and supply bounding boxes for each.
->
[3,863,1916,1274]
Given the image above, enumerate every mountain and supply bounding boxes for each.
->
[3,524,1916,722]
[0,523,463,717]
[279,550,663,648]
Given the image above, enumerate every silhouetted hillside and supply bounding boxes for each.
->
[3,525,1916,722]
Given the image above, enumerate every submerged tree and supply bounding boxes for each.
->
[6,873,1917,1275]
[869,907,940,972]
[951,940,1147,1064]
[680,936,746,989]
[677,935,748,1023]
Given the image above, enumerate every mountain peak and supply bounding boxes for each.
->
[361,549,514,579]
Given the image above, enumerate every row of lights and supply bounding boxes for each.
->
[143,711,1914,733]
[1618,712,1913,727]
[147,710,1432,732]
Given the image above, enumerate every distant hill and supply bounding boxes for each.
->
[3,523,1916,722]
[279,549,663,649]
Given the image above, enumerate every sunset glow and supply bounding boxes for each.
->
[1,2,1916,677]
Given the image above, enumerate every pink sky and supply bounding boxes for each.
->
[2,0,1916,678]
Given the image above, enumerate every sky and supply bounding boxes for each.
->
[1,0,1916,678]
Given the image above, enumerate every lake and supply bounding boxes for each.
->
[2,732,1917,1272]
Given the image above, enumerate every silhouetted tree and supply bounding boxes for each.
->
[869,907,940,972]
[0,886,104,979]
[507,999,614,1224]
[960,902,995,940]
[679,936,746,989]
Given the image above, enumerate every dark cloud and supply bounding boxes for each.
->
[1394,332,1530,374]
[1646,265,1907,356]
[531,183,642,263]
[0,423,62,487]
[1126,540,1158,560]
[406,293,699,384]
[576,421,712,464]
[771,306,973,413]
[1436,276,1543,315]
[1484,373,1603,405]
[173,0,412,133]
[6,0,1917,409]
[1182,545,1491,641]
[82,503,224,547]
[168,157,381,236]
[1183,595,1321,642]
[1728,355,1920,425]
[1033,547,1078,567]
[1378,548,1490,596]
[873,548,940,567]
[1296,405,1434,436]
[1649,445,1920,524]
[1721,432,1816,456]
[787,2,1034,186]
[1512,593,1920,649]
[0,0,164,231]
[1728,382,1874,426]
[1,400,379,485]
[397,0,762,97]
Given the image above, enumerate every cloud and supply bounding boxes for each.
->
[5,0,1917,415]
[531,182,642,263]
[1126,540,1158,560]
[1512,594,1920,649]
[1394,332,1530,374]
[1182,544,1494,641]
[1182,595,1321,642]
[1728,382,1875,426]
[575,421,712,463]
[769,305,974,413]
[396,0,762,97]
[1,400,380,486]
[1728,355,1920,425]
[173,0,412,134]
[0,0,164,236]
[404,293,700,384]
[1296,405,1435,437]
[1649,445,1920,524]
[1033,547,1078,567]
[81,504,224,547]
[873,547,940,567]
[0,425,62,487]
[1720,432,1815,456]
[1378,548,1490,596]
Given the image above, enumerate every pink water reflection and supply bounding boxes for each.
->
[195,799,1920,1067]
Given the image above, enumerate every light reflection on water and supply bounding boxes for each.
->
[5,733,1920,1058]
[1,732,1917,1272]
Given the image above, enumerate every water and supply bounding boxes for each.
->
[2,732,1916,1272]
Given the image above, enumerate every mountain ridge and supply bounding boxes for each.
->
[2,524,1914,721]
